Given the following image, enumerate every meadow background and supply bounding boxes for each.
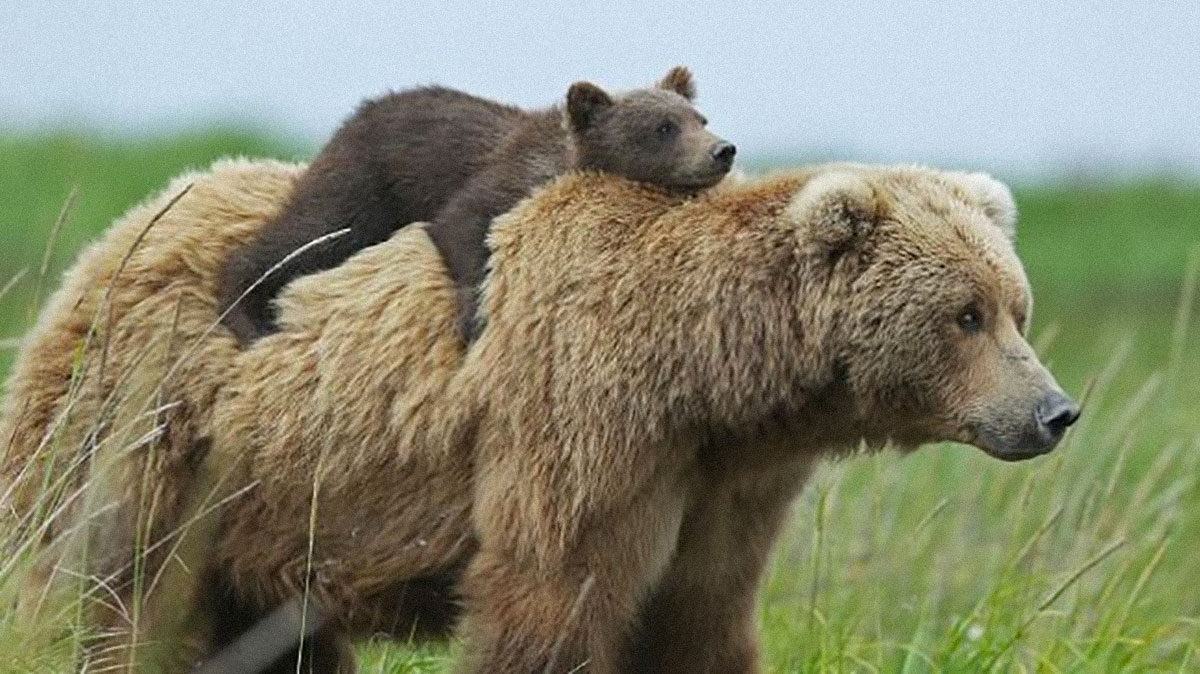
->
[3,0,1199,671]
[0,128,1197,673]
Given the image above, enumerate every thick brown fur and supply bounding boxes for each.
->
[2,160,1074,673]
[0,160,313,671]
[218,66,734,344]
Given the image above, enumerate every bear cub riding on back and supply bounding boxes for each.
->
[218,66,735,344]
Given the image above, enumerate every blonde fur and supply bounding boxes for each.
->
[2,159,1060,674]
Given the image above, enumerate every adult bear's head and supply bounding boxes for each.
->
[787,165,1079,460]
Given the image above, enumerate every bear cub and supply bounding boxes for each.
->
[218,66,735,344]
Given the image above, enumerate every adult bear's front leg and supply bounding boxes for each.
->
[455,462,689,674]
[629,455,813,674]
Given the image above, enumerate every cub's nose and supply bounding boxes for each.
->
[1036,392,1081,438]
[711,142,737,166]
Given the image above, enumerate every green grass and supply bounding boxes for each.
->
[1,130,1198,672]
[0,129,309,372]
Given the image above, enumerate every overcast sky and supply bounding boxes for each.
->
[2,1,1198,178]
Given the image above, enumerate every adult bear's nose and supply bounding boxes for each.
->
[1036,392,1081,439]
[711,142,736,166]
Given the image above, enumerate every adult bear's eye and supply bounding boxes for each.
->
[656,120,678,137]
[957,305,984,334]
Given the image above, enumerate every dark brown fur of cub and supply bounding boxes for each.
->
[217,66,734,344]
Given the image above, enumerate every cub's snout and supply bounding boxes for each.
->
[710,140,737,169]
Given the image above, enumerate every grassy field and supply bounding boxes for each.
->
[1,130,1198,672]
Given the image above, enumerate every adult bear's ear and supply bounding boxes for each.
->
[658,66,696,101]
[786,171,880,256]
[566,81,614,132]
[949,172,1018,239]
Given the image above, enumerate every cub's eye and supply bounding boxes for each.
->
[697,114,708,126]
[957,306,984,334]
[656,120,678,137]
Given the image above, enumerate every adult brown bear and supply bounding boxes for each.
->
[0,160,1077,673]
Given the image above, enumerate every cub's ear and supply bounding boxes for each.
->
[786,171,880,255]
[949,172,1018,239]
[566,81,614,132]
[658,65,696,101]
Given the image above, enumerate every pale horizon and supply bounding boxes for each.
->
[3,1,1198,180]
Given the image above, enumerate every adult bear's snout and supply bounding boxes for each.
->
[973,388,1080,462]
[1036,391,1081,441]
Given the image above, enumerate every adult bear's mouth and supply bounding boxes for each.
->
[989,445,1054,462]
[970,416,1072,462]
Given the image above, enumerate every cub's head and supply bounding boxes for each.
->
[565,66,735,193]
[788,166,1079,460]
